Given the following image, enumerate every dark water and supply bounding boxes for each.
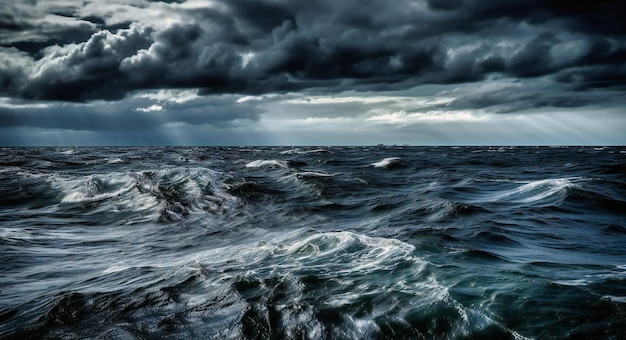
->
[1,146,626,339]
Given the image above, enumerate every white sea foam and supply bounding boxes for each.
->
[54,167,237,222]
[245,159,288,168]
[0,166,21,174]
[280,148,329,155]
[602,295,626,303]
[294,171,337,179]
[174,230,427,286]
[283,231,419,271]
[60,174,137,203]
[482,177,585,205]
[371,157,403,168]
[553,279,591,287]
[107,157,124,164]
[496,178,572,203]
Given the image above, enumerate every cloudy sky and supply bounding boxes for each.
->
[1,0,625,146]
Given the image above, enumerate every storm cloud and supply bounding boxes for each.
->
[1,0,624,102]
[0,0,625,145]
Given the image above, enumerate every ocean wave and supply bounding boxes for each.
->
[106,157,125,164]
[293,171,338,179]
[225,179,283,204]
[0,168,59,207]
[371,157,408,169]
[47,167,238,223]
[280,148,331,155]
[286,160,308,167]
[602,224,626,234]
[8,231,478,338]
[567,185,626,214]
[449,177,587,208]
[245,159,289,168]
[59,149,75,155]
[491,178,577,204]
[60,174,137,204]
[445,175,625,213]
[8,230,497,339]
[384,198,489,227]
[173,231,502,338]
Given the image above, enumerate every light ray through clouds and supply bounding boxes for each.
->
[0,0,625,145]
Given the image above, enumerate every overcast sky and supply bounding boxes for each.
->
[1,0,625,146]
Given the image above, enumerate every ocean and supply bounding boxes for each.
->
[1,146,625,339]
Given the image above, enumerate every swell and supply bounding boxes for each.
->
[564,183,626,215]
[441,176,607,210]
[0,168,60,208]
[0,166,240,225]
[3,230,518,339]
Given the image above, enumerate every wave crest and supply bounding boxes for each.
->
[53,167,238,223]
[371,157,408,169]
[245,160,288,168]
[491,178,577,204]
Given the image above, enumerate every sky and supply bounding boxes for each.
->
[0,0,625,146]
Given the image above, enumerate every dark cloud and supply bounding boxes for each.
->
[0,47,34,96]
[0,2,97,51]
[0,95,261,131]
[426,0,463,11]
[508,32,559,78]
[15,24,154,101]
[543,0,626,35]
[439,82,626,114]
[555,65,626,90]
[0,0,624,105]
[228,0,295,32]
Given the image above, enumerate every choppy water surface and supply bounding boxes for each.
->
[1,146,625,339]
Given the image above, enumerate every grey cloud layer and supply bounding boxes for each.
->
[0,93,261,132]
[1,0,625,109]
